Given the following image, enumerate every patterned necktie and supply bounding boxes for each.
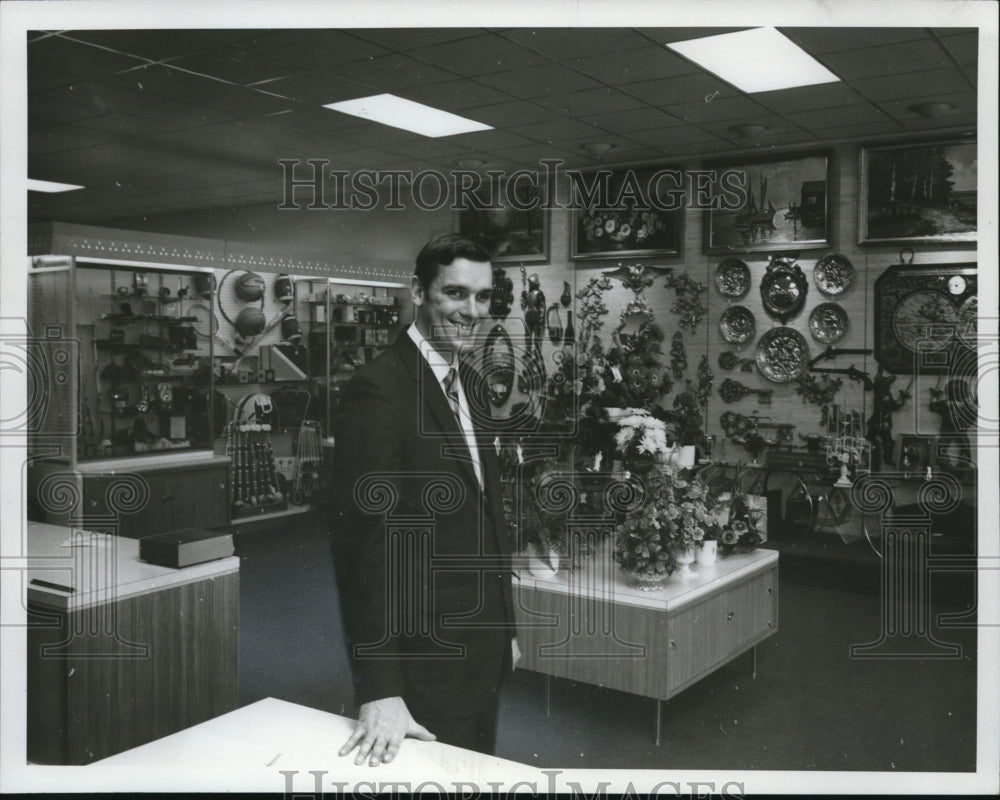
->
[443,366,462,422]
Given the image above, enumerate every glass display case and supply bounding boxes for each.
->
[29,258,218,463]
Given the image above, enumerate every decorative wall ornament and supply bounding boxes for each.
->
[759,255,808,324]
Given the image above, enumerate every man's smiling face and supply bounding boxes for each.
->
[413,257,493,358]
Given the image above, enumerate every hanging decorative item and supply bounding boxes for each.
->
[695,355,714,412]
[719,305,756,344]
[714,257,752,299]
[490,266,515,319]
[759,254,808,324]
[718,350,755,372]
[546,303,563,344]
[808,302,849,344]
[794,372,843,406]
[664,270,709,334]
[813,253,855,296]
[757,328,809,383]
[669,331,687,380]
[718,378,773,404]
[755,326,810,383]
[560,281,572,307]
[482,324,516,408]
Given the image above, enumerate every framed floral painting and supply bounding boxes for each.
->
[570,166,684,260]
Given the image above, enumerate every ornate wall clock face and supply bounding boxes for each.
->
[874,264,977,374]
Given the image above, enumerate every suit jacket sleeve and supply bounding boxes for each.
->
[330,370,407,705]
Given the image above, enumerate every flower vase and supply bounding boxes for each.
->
[623,570,671,591]
[527,544,559,579]
[674,546,696,578]
[696,539,718,566]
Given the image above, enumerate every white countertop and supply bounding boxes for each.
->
[96,697,543,785]
[26,521,239,611]
[515,544,778,612]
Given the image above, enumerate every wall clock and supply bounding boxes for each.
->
[874,263,977,374]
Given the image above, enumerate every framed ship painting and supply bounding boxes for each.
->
[704,151,831,254]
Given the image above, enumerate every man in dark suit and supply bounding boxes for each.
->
[331,234,519,766]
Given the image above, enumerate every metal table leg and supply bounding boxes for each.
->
[752,643,757,680]
[655,699,661,747]
[545,673,551,717]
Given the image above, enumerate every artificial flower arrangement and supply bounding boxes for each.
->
[599,321,672,410]
[611,410,723,583]
[700,462,767,555]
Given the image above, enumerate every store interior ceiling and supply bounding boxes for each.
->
[27,27,978,226]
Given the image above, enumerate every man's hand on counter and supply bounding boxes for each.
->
[339,696,435,766]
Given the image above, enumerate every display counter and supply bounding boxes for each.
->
[26,522,240,764]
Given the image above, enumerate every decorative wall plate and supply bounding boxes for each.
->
[814,253,855,295]
[719,305,756,344]
[760,257,808,324]
[715,258,751,298]
[756,327,810,383]
[808,303,849,344]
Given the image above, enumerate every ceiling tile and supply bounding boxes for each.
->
[408,35,550,76]
[851,68,972,101]
[569,46,695,84]
[476,63,602,98]
[254,72,372,106]
[63,30,218,62]
[583,106,686,134]
[625,126,726,149]
[783,27,932,55]
[753,82,866,114]
[28,67,77,94]
[352,28,486,52]
[334,123,422,149]
[622,72,736,107]
[39,81,161,116]
[785,103,891,129]
[664,96,773,125]
[27,124,110,156]
[329,53,460,91]
[447,129,538,152]
[531,87,646,117]
[636,28,750,45]
[463,100,559,127]
[807,120,903,140]
[874,92,977,122]
[402,79,516,111]
[507,118,607,145]
[482,142,579,168]
[244,30,390,69]
[937,30,978,65]
[103,63,230,98]
[29,96,108,125]
[28,35,149,79]
[501,28,655,60]
[185,86,296,118]
[169,44,303,86]
[819,39,955,81]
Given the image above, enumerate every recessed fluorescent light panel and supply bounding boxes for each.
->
[28,178,84,193]
[667,28,839,93]
[323,94,493,138]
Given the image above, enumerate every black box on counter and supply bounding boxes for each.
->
[139,528,235,568]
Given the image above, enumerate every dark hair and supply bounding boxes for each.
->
[414,234,491,291]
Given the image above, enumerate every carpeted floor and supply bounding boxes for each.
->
[233,512,978,773]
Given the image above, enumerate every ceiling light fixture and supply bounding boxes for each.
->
[909,102,955,118]
[28,178,84,193]
[323,94,492,138]
[667,28,840,93]
[581,142,617,158]
[729,123,769,139]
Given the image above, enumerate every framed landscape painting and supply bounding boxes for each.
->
[457,179,549,264]
[703,151,831,254]
[859,137,977,246]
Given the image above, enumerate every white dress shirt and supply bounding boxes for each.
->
[407,323,484,488]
